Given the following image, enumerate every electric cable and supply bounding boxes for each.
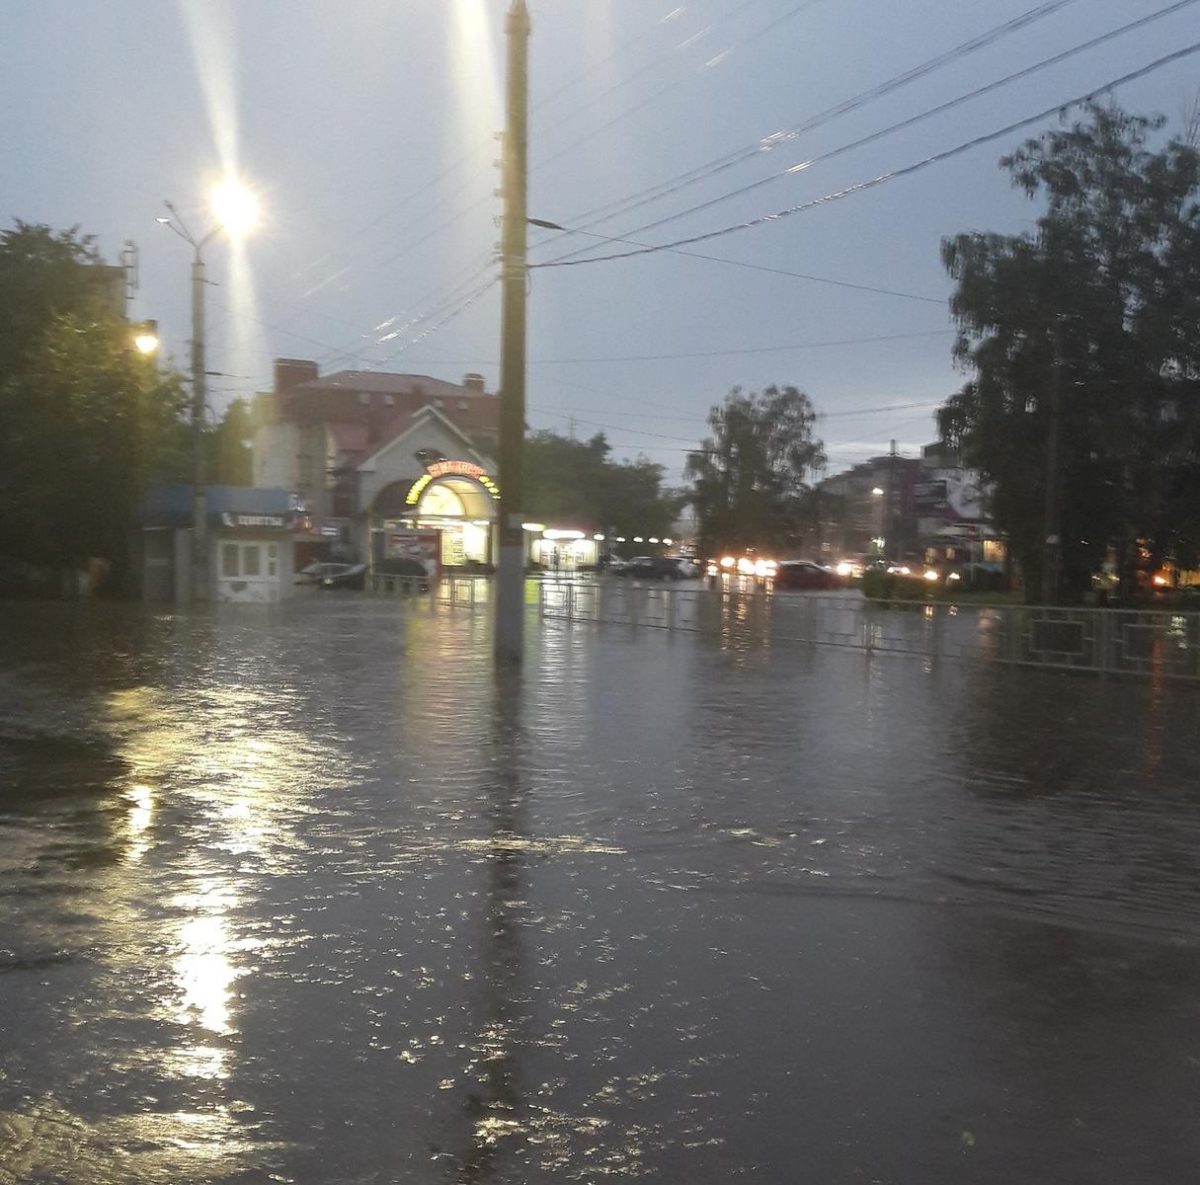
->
[531,41,1200,270]
[541,0,1086,259]
[606,0,1200,244]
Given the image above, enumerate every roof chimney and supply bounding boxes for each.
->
[463,372,486,394]
[275,358,319,394]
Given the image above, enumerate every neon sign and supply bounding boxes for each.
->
[404,466,500,506]
[427,460,485,479]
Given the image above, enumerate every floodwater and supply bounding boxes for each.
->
[1,596,1198,1184]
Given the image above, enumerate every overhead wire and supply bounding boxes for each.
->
[595,0,1200,244]
[539,0,1086,261]
[271,1,775,355]
[532,40,1200,270]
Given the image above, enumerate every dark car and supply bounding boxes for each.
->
[615,556,689,581]
[772,560,840,591]
[296,561,367,590]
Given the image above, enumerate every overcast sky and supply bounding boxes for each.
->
[4,0,1198,482]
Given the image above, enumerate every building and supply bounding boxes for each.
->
[816,442,999,568]
[139,483,299,603]
[252,359,502,572]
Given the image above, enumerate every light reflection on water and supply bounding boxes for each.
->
[0,598,1198,1182]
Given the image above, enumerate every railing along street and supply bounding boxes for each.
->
[537,578,1200,682]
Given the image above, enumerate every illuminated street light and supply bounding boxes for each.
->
[133,319,159,355]
[160,178,260,602]
[210,177,260,239]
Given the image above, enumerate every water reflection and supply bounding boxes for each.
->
[454,666,528,1181]
[2,601,1199,1182]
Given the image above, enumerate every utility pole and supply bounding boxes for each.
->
[191,249,208,603]
[1041,319,1063,605]
[495,0,531,663]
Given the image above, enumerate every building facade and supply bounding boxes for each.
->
[252,359,502,572]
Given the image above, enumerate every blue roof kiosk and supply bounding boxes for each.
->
[139,484,300,604]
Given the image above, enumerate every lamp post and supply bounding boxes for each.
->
[159,181,258,602]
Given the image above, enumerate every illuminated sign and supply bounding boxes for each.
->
[405,465,500,506]
[427,459,485,479]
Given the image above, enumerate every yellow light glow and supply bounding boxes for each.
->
[924,568,940,582]
[134,331,159,355]
[211,177,260,238]
[720,556,735,568]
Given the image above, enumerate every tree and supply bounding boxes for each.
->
[205,397,254,485]
[939,104,1200,601]
[523,430,681,547]
[685,384,825,557]
[0,222,189,590]
[0,223,117,376]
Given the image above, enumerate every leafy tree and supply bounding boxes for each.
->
[0,222,189,590]
[0,223,117,376]
[939,104,1200,601]
[685,384,825,556]
[205,397,254,485]
[523,430,681,548]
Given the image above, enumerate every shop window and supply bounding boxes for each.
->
[243,546,262,577]
[222,543,240,578]
[267,544,278,577]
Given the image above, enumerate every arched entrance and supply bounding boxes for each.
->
[371,466,499,573]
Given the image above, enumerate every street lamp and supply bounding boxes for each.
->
[159,178,259,602]
[133,319,159,355]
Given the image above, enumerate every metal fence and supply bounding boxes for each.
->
[369,572,493,610]
[537,579,1200,681]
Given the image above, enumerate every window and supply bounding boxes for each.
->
[357,391,369,405]
[435,398,445,410]
[384,394,394,407]
[458,399,468,411]
[267,544,278,577]
[243,546,261,577]
[221,543,240,577]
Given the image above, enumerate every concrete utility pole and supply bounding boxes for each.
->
[190,250,208,602]
[162,201,219,603]
[495,0,531,663]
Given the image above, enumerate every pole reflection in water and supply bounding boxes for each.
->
[452,665,528,1181]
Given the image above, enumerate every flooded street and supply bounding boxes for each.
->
[2,597,1199,1183]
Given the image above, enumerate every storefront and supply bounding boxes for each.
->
[213,511,295,603]
[139,483,298,603]
[526,528,601,573]
[369,460,499,573]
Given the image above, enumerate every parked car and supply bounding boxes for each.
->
[772,560,840,591]
[296,561,368,590]
[615,556,691,581]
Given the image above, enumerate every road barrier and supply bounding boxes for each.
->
[537,579,1200,682]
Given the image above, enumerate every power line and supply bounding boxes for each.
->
[532,41,1200,270]
[535,0,826,170]
[534,223,946,302]
[605,0,1200,244]
[524,328,953,364]
[540,0,1085,260]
